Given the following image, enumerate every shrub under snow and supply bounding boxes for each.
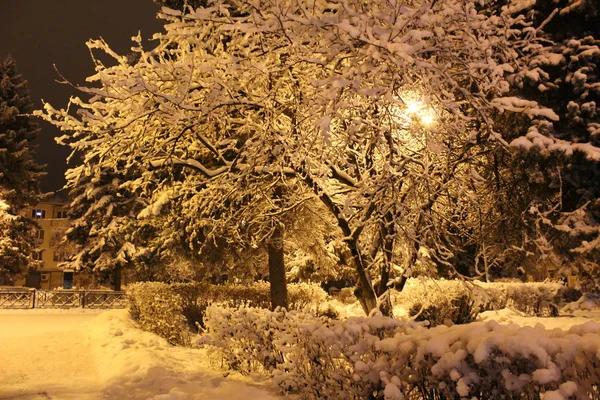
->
[128,282,194,346]
[201,306,600,400]
[127,281,328,345]
[562,293,600,313]
[395,279,566,326]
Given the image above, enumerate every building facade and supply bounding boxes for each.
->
[14,196,130,291]
[13,197,75,290]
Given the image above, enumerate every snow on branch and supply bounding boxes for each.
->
[491,97,559,121]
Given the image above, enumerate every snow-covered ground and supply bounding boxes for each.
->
[2,300,600,400]
[0,309,285,400]
[478,307,600,329]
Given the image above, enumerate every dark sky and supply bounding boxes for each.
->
[0,0,165,192]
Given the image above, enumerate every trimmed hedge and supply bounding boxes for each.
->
[127,281,328,345]
[128,282,193,346]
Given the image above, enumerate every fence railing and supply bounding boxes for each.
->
[0,289,127,309]
[0,290,34,309]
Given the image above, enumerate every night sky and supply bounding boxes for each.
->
[0,0,165,192]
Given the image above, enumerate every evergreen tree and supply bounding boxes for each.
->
[0,55,44,208]
[0,54,45,281]
[61,159,148,290]
[152,0,206,13]
[489,1,600,285]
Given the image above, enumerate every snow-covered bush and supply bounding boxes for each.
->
[475,280,565,317]
[202,305,600,399]
[395,279,565,324]
[206,282,327,312]
[503,283,560,317]
[200,306,286,375]
[288,283,328,311]
[128,281,328,345]
[201,305,408,398]
[389,320,600,400]
[127,282,192,346]
[272,313,406,399]
[329,287,357,305]
[409,294,480,327]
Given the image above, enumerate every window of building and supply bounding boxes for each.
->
[31,209,46,219]
[56,210,68,219]
[53,252,67,262]
[35,229,44,240]
[32,251,43,261]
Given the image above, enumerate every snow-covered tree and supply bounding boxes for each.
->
[152,0,206,12]
[0,191,35,283]
[0,54,44,282]
[39,0,547,314]
[486,0,600,284]
[60,159,154,290]
[0,55,44,209]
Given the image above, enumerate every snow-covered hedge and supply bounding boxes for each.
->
[128,282,192,346]
[201,281,327,311]
[395,279,566,325]
[127,281,328,345]
[202,306,600,400]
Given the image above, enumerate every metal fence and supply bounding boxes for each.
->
[0,289,127,309]
[0,290,34,309]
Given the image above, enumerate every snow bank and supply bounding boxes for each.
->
[562,293,600,312]
[86,309,284,399]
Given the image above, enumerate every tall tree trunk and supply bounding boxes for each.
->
[113,265,122,291]
[268,223,288,310]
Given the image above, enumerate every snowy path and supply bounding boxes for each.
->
[0,310,286,400]
[0,312,103,400]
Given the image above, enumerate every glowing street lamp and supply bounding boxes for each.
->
[400,97,436,128]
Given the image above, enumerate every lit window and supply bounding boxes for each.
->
[32,209,46,219]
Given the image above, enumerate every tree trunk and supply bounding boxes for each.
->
[298,167,377,314]
[268,223,288,310]
[345,240,378,314]
[113,266,122,291]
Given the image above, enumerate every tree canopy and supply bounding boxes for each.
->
[38,0,599,312]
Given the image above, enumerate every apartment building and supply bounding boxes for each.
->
[19,196,75,290]
[16,195,129,291]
